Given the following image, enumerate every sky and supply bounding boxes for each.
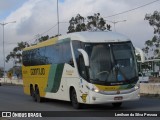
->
[0,0,160,70]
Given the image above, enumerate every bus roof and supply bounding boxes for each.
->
[23,31,130,51]
[59,31,130,43]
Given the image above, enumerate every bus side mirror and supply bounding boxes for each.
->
[77,49,89,66]
[135,47,145,63]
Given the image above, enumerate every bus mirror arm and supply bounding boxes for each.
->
[135,47,145,63]
[77,49,89,66]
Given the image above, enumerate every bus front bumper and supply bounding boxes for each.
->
[88,88,140,104]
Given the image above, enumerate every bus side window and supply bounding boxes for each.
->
[22,51,31,66]
[62,40,74,67]
[78,55,87,80]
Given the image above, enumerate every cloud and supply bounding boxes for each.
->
[5,0,58,37]
[0,0,27,20]
[0,0,160,69]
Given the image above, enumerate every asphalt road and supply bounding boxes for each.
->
[0,85,160,120]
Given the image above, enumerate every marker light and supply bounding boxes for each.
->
[134,84,140,90]
[91,87,100,93]
[94,88,100,93]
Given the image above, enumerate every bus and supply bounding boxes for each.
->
[22,31,144,109]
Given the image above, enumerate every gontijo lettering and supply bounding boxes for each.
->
[30,68,45,75]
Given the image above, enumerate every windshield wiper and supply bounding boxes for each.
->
[113,65,127,81]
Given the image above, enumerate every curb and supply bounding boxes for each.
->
[140,83,160,95]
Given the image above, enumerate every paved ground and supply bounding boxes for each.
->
[0,85,160,120]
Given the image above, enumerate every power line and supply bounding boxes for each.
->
[40,23,58,36]
[25,23,58,43]
[2,23,58,45]
[104,0,160,18]
[60,0,160,23]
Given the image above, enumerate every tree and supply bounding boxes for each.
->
[38,35,49,42]
[143,11,160,58]
[67,13,111,33]
[7,66,22,79]
[6,42,29,79]
[6,41,30,64]
[0,67,3,77]
[50,34,61,39]
[87,13,109,31]
[68,14,86,33]
[33,35,49,44]
[34,34,61,45]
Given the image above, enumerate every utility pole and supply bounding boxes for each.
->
[57,0,60,36]
[0,21,16,83]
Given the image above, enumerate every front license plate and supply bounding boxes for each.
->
[114,96,123,100]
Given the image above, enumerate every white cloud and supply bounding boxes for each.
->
[0,0,28,20]
[0,0,160,69]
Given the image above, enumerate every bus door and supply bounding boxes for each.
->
[71,40,90,103]
[78,55,90,103]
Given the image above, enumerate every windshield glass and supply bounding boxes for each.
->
[85,42,138,85]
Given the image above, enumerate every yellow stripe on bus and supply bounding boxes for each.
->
[95,84,120,91]
[24,37,58,51]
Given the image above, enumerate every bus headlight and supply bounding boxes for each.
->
[91,87,100,93]
[94,88,100,93]
[134,84,140,90]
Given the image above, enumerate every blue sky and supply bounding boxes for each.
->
[0,0,64,20]
[59,0,65,2]
[0,0,27,20]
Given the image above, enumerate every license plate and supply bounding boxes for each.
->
[114,96,123,100]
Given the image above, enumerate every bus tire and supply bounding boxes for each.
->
[35,87,43,102]
[112,102,122,108]
[30,85,34,96]
[29,86,36,101]
[31,89,36,102]
[71,88,81,109]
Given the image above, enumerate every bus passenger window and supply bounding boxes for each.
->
[78,55,87,79]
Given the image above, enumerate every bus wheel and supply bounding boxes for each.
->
[30,87,36,101]
[112,102,122,108]
[31,89,36,102]
[30,86,34,96]
[35,87,43,102]
[71,89,81,109]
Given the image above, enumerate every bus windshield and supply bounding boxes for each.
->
[85,42,138,85]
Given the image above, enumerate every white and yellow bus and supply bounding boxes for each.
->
[22,31,144,109]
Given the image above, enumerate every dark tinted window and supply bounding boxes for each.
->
[72,41,84,62]
[22,39,73,66]
[72,41,88,79]
[45,44,61,64]
[30,48,46,65]
[22,51,31,66]
[62,41,73,66]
